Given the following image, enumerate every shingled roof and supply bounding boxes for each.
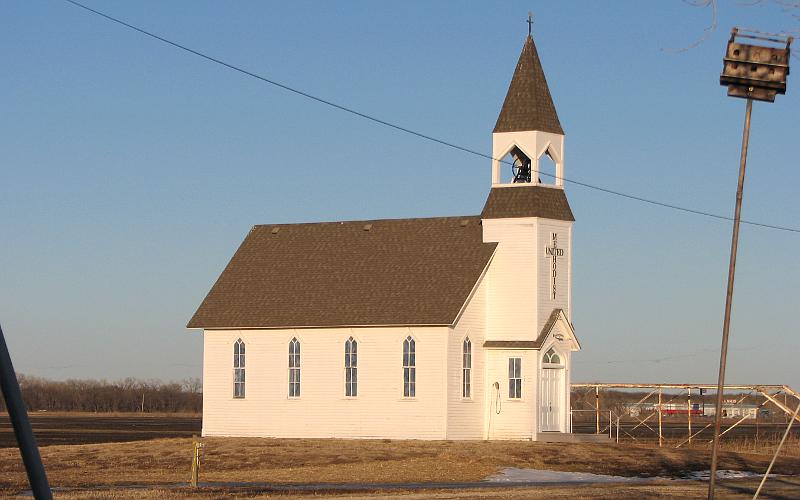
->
[187,216,497,329]
[481,185,574,221]
[482,309,575,350]
[493,35,563,135]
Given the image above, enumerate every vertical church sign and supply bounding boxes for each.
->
[545,233,564,299]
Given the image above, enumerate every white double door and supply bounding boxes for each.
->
[539,367,564,432]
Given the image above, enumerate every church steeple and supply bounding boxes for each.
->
[480,26,575,354]
[491,31,566,188]
[494,35,563,135]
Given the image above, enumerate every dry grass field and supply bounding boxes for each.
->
[42,480,800,499]
[0,436,798,498]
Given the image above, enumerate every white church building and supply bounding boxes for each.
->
[189,33,582,440]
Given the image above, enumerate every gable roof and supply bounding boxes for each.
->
[536,308,580,350]
[482,308,579,350]
[481,185,574,221]
[493,35,563,135]
[187,216,497,329]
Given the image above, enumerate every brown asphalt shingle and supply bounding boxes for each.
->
[482,309,567,349]
[187,216,497,329]
[493,35,563,135]
[482,340,541,349]
[481,186,574,221]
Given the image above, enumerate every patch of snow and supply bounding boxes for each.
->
[681,470,776,481]
[486,468,787,484]
[485,468,654,484]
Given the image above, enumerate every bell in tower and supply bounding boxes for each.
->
[510,146,532,183]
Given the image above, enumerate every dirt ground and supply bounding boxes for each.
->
[0,436,798,498]
[25,478,800,499]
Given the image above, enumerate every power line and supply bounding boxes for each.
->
[580,345,756,365]
[62,0,800,234]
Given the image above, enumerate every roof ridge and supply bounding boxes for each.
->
[253,214,482,228]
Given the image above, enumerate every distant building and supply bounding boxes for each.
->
[704,404,759,419]
[188,33,582,440]
[622,403,701,417]
[622,402,759,419]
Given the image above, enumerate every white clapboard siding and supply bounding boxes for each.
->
[537,221,572,332]
[446,276,487,439]
[202,326,448,439]
[484,349,536,440]
[482,220,538,341]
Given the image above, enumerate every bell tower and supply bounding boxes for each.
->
[481,30,575,339]
[491,33,565,187]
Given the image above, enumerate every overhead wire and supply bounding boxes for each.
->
[61,0,800,234]
[580,345,757,365]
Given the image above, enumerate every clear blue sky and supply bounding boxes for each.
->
[1,1,798,388]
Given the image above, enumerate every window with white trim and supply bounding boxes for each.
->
[508,357,522,399]
[345,337,358,397]
[462,338,472,398]
[288,337,300,397]
[233,338,245,398]
[403,336,416,397]
[543,347,561,364]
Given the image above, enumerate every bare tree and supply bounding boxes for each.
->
[668,0,799,57]
[0,376,202,413]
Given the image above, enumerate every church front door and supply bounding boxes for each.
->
[540,367,563,432]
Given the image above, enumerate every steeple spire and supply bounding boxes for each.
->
[493,34,563,135]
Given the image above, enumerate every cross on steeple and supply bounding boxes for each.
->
[527,11,533,36]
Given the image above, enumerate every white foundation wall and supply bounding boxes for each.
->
[482,219,538,341]
[202,326,449,439]
[446,277,487,440]
[485,349,537,440]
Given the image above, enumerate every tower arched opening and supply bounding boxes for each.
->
[537,149,557,185]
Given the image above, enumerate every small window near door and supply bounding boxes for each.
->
[544,348,561,364]
[508,357,522,399]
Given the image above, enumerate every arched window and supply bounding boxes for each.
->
[544,347,561,365]
[344,337,358,397]
[462,338,472,398]
[288,338,300,398]
[403,336,416,398]
[233,338,245,398]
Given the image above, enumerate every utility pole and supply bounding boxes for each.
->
[709,28,792,500]
[688,388,692,446]
[595,385,600,434]
[0,324,52,499]
[658,389,663,447]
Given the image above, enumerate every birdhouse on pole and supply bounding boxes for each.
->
[709,25,792,500]
[720,28,793,102]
